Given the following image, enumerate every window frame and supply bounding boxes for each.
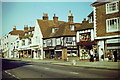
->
[47,39,52,46]
[52,28,58,33]
[56,38,61,45]
[70,25,75,31]
[66,37,73,42]
[106,1,119,14]
[106,17,120,33]
[22,40,25,46]
[28,38,32,45]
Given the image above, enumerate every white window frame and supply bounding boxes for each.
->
[47,39,51,46]
[16,41,19,48]
[106,17,120,32]
[70,25,75,31]
[106,1,119,14]
[28,38,32,45]
[56,38,61,45]
[22,40,25,46]
[52,28,57,33]
[66,37,73,42]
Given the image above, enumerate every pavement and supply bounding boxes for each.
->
[2,58,120,70]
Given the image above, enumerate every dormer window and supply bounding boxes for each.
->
[70,25,75,31]
[29,32,31,35]
[106,1,119,14]
[52,28,57,33]
[88,16,93,23]
[25,33,28,36]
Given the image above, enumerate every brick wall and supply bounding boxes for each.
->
[96,2,120,37]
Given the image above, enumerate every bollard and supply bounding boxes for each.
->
[72,60,76,65]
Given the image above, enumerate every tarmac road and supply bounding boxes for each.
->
[2,59,119,79]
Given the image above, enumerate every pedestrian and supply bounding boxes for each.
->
[113,50,117,62]
[90,49,94,62]
[101,48,104,61]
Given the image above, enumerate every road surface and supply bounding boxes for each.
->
[2,59,119,79]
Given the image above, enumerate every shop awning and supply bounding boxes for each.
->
[77,41,97,46]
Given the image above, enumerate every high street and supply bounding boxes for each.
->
[2,59,119,79]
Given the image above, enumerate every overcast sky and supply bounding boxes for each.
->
[1,1,95,38]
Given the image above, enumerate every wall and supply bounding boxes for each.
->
[95,2,120,37]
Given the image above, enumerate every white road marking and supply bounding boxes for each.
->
[70,72,79,74]
[44,68,50,70]
[4,70,20,79]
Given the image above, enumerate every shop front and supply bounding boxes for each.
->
[44,47,55,59]
[106,38,120,61]
[77,41,97,61]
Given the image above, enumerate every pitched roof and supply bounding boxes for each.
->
[9,30,24,35]
[87,11,93,17]
[76,21,93,31]
[37,19,65,38]
[54,23,76,37]
[37,19,81,39]
[91,0,109,7]
[19,27,35,39]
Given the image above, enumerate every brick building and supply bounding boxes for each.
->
[91,0,120,61]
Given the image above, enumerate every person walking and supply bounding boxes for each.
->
[113,50,117,62]
[90,49,94,62]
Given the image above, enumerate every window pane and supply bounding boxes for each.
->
[107,18,120,32]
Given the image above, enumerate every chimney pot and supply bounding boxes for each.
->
[13,26,16,30]
[24,25,28,30]
[43,13,48,20]
[53,14,58,23]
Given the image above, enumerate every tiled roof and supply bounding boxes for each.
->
[91,0,108,7]
[19,27,35,39]
[37,19,64,38]
[37,19,81,39]
[9,30,24,35]
[76,21,93,31]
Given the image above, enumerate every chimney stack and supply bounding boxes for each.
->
[13,26,16,30]
[68,10,73,23]
[30,27,34,30]
[82,18,87,23]
[24,25,28,31]
[53,14,58,23]
[42,13,48,20]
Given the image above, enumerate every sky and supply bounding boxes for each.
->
[1,1,95,38]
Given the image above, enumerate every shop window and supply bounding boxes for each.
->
[106,17,120,32]
[106,1,119,14]
[79,33,91,41]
